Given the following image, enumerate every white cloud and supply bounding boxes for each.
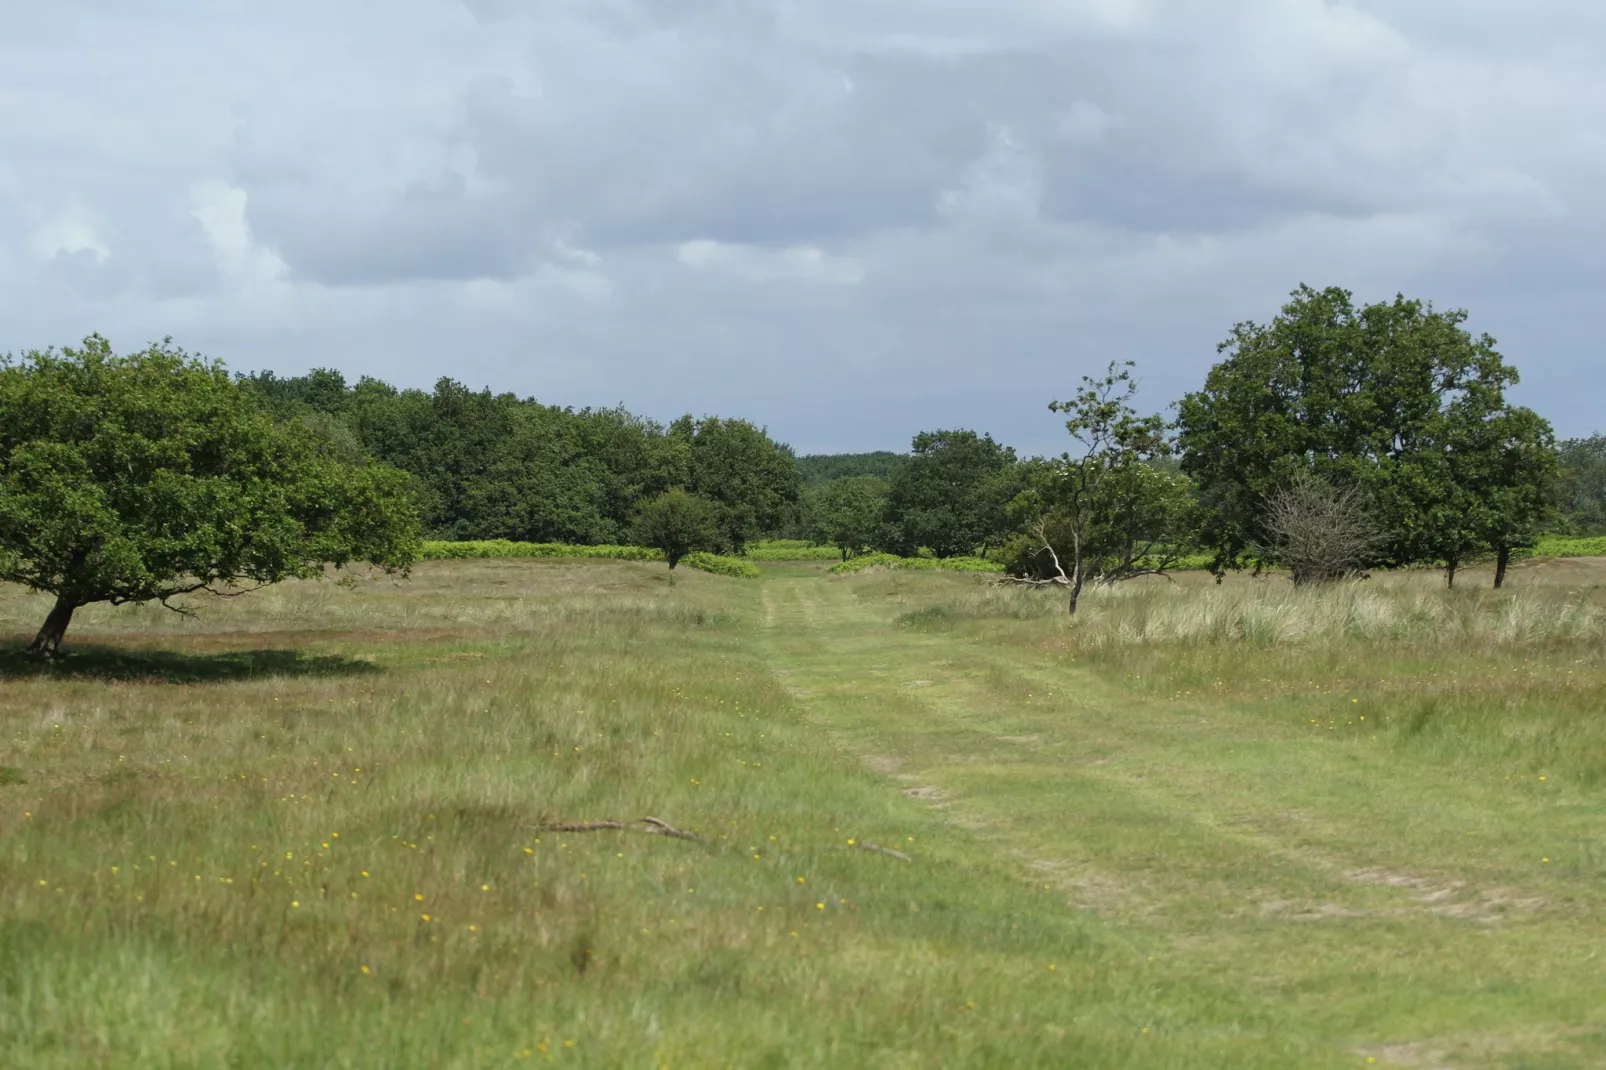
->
[678,240,866,286]
[937,127,1043,230]
[30,202,110,263]
[189,181,290,297]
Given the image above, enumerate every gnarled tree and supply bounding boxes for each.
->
[0,336,420,656]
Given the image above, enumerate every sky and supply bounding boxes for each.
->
[2,1,1602,456]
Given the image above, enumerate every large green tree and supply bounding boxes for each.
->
[882,430,1021,558]
[671,416,800,555]
[1422,402,1557,587]
[1558,435,1606,535]
[806,476,888,560]
[1176,285,1554,580]
[0,337,420,655]
[632,488,721,570]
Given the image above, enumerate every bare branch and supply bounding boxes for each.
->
[853,841,912,862]
[1261,472,1386,585]
[1030,519,1071,584]
[527,817,704,842]
[640,816,702,842]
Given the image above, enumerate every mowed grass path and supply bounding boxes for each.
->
[1,560,1603,1066]
[758,566,1606,1068]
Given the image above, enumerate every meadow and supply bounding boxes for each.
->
[2,555,1605,1067]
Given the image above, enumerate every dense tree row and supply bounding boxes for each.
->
[242,282,1597,588]
[802,286,1593,602]
[5,282,1601,649]
[1558,436,1606,534]
[240,370,801,554]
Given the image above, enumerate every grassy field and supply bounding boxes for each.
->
[2,556,1605,1067]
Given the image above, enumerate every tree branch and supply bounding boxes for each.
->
[527,817,703,842]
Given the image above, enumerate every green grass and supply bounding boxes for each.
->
[827,552,1004,574]
[2,556,1605,1066]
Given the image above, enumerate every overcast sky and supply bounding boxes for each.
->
[3,2,1602,455]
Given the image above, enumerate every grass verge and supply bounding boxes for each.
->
[3,558,1605,1066]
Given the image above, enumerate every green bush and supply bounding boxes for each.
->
[420,541,661,562]
[827,553,1003,575]
[681,552,762,579]
[742,540,844,562]
[1532,535,1606,559]
[421,540,759,578]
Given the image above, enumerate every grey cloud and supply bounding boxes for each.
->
[0,0,1603,450]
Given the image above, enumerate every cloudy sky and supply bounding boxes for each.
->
[3,1,1602,455]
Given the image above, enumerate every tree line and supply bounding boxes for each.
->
[3,283,1602,651]
[240,369,802,556]
[801,286,1599,607]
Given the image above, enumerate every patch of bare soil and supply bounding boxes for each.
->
[1029,859,1150,915]
[1352,1041,1454,1069]
[1258,867,1545,924]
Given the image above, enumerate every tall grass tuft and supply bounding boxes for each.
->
[895,574,1606,650]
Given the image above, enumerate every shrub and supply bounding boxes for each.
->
[420,541,661,562]
[742,540,844,562]
[1261,473,1385,585]
[681,552,762,579]
[1532,534,1606,559]
[633,489,722,569]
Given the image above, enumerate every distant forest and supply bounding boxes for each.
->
[241,361,1606,573]
[795,452,907,485]
[238,285,1606,584]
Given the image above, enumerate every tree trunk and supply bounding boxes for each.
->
[1445,557,1458,589]
[28,596,77,657]
[1493,545,1510,589]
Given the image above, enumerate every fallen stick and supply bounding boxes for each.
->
[537,821,630,833]
[641,816,702,841]
[853,841,912,862]
[528,818,703,842]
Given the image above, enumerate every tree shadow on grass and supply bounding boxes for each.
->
[0,644,382,684]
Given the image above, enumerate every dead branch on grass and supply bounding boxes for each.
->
[853,841,912,862]
[529,817,703,841]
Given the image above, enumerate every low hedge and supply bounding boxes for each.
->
[420,541,660,562]
[681,552,762,579]
[741,540,845,562]
[828,553,1004,575]
[1532,535,1606,559]
[420,541,758,578]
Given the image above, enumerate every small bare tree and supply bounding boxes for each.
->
[998,363,1188,614]
[1261,472,1384,585]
